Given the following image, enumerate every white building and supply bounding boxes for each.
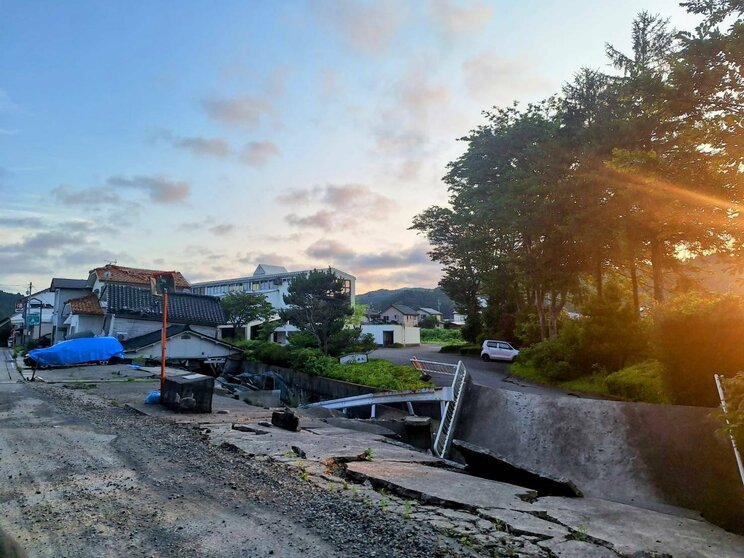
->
[11,289,55,343]
[191,264,356,342]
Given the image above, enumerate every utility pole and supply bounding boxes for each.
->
[22,282,32,345]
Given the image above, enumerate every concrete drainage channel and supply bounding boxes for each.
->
[200,409,744,558]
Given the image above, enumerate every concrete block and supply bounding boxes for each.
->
[162,373,214,413]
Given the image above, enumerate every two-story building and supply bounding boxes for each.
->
[49,278,90,343]
[361,304,421,347]
[191,264,356,342]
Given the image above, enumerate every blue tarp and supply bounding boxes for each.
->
[28,337,126,366]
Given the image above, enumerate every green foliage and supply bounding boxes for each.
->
[237,339,432,391]
[220,291,274,338]
[315,359,432,391]
[605,361,670,404]
[0,290,22,321]
[652,293,744,406]
[280,268,353,355]
[720,372,744,450]
[418,315,439,329]
[461,314,483,344]
[516,337,577,381]
[420,328,463,344]
[439,343,479,354]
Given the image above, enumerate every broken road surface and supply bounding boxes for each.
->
[0,378,468,558]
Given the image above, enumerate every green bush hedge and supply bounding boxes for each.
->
[421,328,464,344]
[604,361,670,404]
[234,339,432,391]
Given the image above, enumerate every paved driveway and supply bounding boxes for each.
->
[371,344,579,398]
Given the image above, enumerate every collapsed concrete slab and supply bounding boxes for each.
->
[453,439,583,497]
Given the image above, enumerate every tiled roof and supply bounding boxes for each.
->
[121,324,240,352]
[68,293,104,316]
[91,264,190,288]
[104,284,225,326]
[50,278,89,290]
[389,304,418,316]
[418,307,442,315]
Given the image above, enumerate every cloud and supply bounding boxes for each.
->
[313,0,408,54]
[306,239,357,260]
[280,183,397,230]
[240,141,280,167]
[0,128,18,136]
[107,175,190,203]
[0,216,44,228]
[209,224,235,236]
[202,95,274,128]
[303,240,442,288]
[172,135,231,158]
[61,248,124,266]
[285,210,335,230]
[52,185,126,207]
[429,0,494,37]
[461,53,550,104]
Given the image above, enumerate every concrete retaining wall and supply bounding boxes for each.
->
[454,381,744,533]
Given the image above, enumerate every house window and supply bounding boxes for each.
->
[342,280,351,295]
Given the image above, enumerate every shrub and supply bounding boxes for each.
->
[517,337,577,381]
[289,348,337,376]
[421,328,464,345]
[652,293,744,406]
[322,359,432,391]
[458,345,481,356]
[440,344,465,353]
[605,361,670,404]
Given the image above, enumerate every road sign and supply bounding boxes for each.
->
[15,301,24,313]
[26,314,40,326]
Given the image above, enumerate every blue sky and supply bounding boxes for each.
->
[0,0,700,293]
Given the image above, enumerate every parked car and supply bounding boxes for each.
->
[480,340,519,362]
[25,336,125,368]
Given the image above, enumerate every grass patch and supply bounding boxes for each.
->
[322,359,432,391]
[420,328,464,345]
[510,360,671,403]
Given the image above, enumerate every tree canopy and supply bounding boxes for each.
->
[412,6,744,343]
[220,291,275,338]
[279,268,353,355]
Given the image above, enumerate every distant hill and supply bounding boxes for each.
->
[0,290,22,320]
[357,287,455,319]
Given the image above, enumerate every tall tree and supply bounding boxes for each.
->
[221,291,275,339]
[279,269,353,355]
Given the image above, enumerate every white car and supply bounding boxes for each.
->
[480,340,519,362]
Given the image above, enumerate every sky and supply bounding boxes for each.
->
[0,0,701,295]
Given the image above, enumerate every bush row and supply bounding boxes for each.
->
[234,339,432,391]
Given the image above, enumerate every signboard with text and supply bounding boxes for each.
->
[26,314,40,326]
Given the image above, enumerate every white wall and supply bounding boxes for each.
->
[126,333,239,360]
[361,324,420,346]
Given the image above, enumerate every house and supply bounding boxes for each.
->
[121,324,241,364]
[191,263,356,342]
[49,278,91,343]
[360,322,421,347]
[12,289,55,343]
[361,304,421,347]
[63,283,225,340]
[379,304,419,327]
[86,264,191,293]
[417,307,443,326]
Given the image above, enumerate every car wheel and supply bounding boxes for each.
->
[481,354,490,361]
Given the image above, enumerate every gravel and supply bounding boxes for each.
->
[1,382,475,558]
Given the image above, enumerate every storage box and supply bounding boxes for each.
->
[162,373,214,413]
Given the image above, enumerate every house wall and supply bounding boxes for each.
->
[361,324,420,346]
[380,307,418,327]
[67,315,105,337]
[52,288,90,343]
[126,334,240,360]
[110,317,217,340]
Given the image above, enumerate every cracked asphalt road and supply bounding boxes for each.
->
[0,353,470,558]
